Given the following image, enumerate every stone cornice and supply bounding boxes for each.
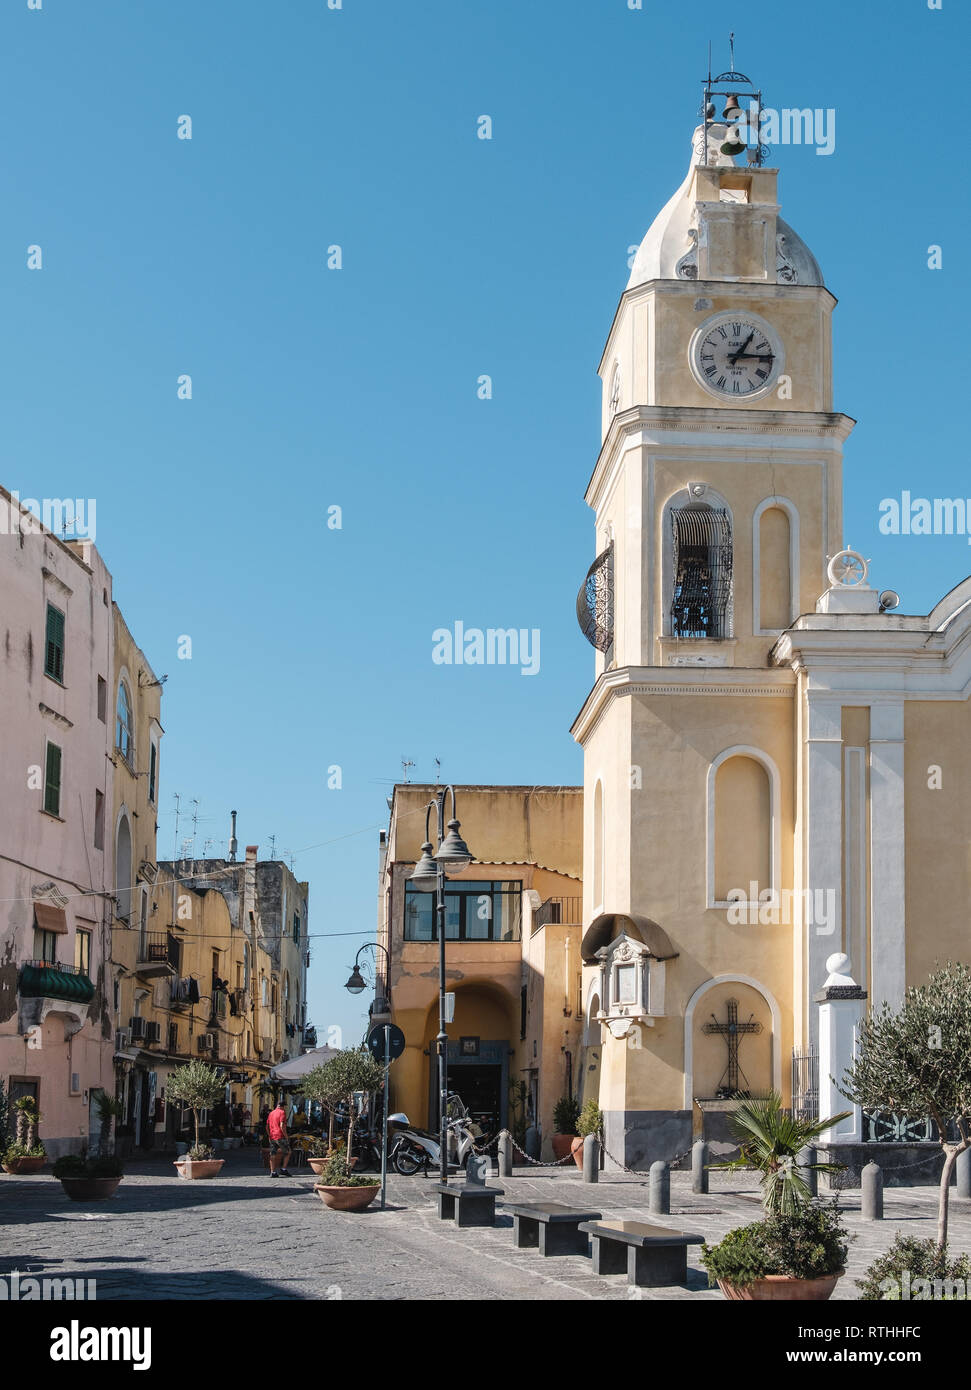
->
[586,406,856,510]
[571,664,795,744]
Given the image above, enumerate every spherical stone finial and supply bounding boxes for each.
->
[826,952,850,976]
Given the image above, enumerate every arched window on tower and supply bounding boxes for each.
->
[670,504,733,639]
[115,812,133,922]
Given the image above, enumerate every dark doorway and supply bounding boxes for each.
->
[451,1064,502,1138]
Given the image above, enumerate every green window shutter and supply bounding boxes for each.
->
[45,605,65,681]
[44,743,62,816]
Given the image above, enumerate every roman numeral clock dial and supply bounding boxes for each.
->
[689,313,783,401]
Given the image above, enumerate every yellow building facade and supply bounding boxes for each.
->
[378,785,584,1156]
[572,99,971,1168]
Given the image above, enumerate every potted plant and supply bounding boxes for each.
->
[313,1146,382,1212]
[52,1154,125,1201]
[551,1096,580,1162]
[702,1091,852,1301]
[2,1097,46,1174]
[857,1234,971,1300]
[305,1135,333,1176]
[309,1049,384,1210]
[574,1099,604,1168]
[702,1200,849,1301]
[93,1091,124,1158]
[165,1061,227,1179]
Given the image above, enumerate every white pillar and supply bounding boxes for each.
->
[804,701,843,1052]
[869,703,906,1011]
[816,952,865,1142]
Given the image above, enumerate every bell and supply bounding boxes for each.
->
[722,93,742,120]
[720,134,745,157]
[704,101,716,120]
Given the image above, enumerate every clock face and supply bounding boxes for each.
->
[690,314,782,400]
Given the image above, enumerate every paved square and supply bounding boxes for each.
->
[2,1151,969,1300]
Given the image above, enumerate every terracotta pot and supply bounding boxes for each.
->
[314,1183,380,1211]
[59,1176,122,1201]
[174,1158,225,1180]
[570,1137,586,1168]
[717,1270,844,1302]
[551,1134,576,1162]
[2,1156,47,1175]
[307,1157,331,1175]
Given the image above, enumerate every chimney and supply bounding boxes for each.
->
[229,810,238,863]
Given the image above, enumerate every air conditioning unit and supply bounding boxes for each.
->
[115,1027,131,1050]
[129,1017,145,1041]
[144,1021,161,1045]
[195,1032,216,1053]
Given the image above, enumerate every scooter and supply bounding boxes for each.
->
[388,1094,484,1176]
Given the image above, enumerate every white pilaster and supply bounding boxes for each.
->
[869,702,906,1010]
[804,700,843,1052]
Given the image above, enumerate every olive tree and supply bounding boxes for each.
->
[166,1061,225,1152]
[840,962,971,1253]
[304,1049,385,1164]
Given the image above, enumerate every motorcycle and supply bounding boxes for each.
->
[388,1093,485,1176]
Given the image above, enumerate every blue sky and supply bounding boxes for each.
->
[2,0,967,1043]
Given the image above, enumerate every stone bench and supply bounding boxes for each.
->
[504,1201,603,1256]
[434,1182,504,1227]
[578,1219,703,1287]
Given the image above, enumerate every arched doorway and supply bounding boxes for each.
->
[422,983,515,1138]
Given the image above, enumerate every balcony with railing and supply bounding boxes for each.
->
[136,932,180,979]
[19,959,95,1005]
[532,897,583,933]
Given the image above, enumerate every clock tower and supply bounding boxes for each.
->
[572,71,856,1167]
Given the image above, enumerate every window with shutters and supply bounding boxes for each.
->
[74,929,91,977]
[97,676,107,722]
[148,741,157,803]
[94,789,105,849]
[45,604,65,682]
[670,505,733,639]
[44,742,62,816]
[116,681,133,764]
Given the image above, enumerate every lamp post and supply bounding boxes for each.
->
[344,941,391,1018]
[408,786,473,1185]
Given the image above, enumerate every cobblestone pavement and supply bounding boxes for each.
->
[1,1150,969,1300]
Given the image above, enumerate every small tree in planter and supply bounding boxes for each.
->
[165,1061,226,1174]
[701,1092,853,1301]
[0,1079,8,1156]
[94,1093,124,1158]
[551,1096,580,1162]
[310,1049,385,1207]
[300,1063,344,1152]
[2,1097,47,1173]
[840,961,971,1256]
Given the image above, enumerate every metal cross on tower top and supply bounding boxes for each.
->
[703,997,763,1098]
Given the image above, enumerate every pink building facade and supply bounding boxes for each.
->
[0,487,116,1156]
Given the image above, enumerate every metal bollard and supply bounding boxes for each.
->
[798,1144,818,1198]
[649,1160,670,1215]
[691,1140,709,1195]
[497,1132,513,1178]
[861,1161,884,1220]
[957,1148,971,1200]
[582,1134,600,1183]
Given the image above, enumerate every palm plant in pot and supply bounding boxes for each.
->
[310,1049,385,1210]
[700,1091,852,1300]
[2,1097,47,1174]
[165,1061,227,1179]
[551,1096,580,1162]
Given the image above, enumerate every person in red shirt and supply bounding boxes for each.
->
[266,1099,291,1177]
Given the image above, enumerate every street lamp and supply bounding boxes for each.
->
[343,941,391,1017]
[408,786,474,1185]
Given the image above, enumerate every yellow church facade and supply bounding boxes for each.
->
[572,93,971,1167]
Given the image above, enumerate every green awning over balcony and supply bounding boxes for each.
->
[19,964,95,1005]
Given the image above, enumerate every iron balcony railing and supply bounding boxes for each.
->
[533,897,583,931]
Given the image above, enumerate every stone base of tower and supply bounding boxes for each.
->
[602,1109,692,1172]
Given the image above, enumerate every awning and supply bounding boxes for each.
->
[269,1045,341,1083]
[19,963,95,1004]
[33,903,68,935]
